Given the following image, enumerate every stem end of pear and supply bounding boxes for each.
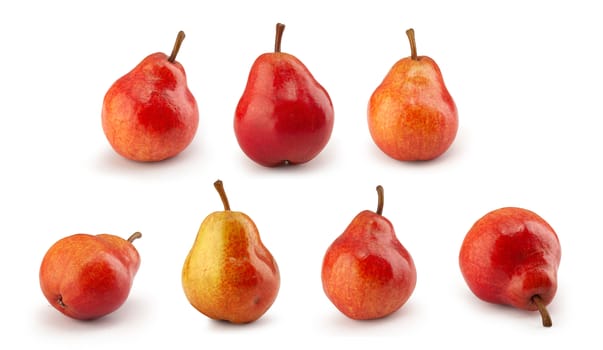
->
[214,179,231,211]
[531,295,553,327]
[168,30,186,63]
[406,28,418,61]
[127,232,142,243]
[375,185,384,215]
[275,23,285,53]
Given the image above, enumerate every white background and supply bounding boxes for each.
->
[1,0,601,348]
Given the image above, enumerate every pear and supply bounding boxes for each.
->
[368,28,458,161]
[39,232,142,320]
[234,23,334,167]
[459,207,561,327]
[321,185,417,320]
[182,180,280,324]
[102,31,199,162]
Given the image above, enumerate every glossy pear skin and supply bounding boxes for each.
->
[368,29,458,161]
[182,182,280,324]
[102,32,199,162]
[322,188,416,320]
[459,207,561,315]
[39,233,141,320]
[234,23,334,167]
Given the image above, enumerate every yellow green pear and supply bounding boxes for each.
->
[181,180,280,324]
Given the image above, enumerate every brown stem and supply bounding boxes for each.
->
[127,232,142,243]
[406,28,418,61]
[214,180,231,211]
[168,31,186,63]
[275,23,285,53]
[376,185,384,215]
[531,295,552,327]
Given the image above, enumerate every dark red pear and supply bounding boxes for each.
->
[234,23,334,167]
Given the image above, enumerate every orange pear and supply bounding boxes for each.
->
[368,28,458,161]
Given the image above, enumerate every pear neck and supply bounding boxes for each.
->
[214,180,231,211]
[375,185,384,215]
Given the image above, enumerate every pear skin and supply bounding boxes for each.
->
[368,28,458,161]
[182,180,280,324]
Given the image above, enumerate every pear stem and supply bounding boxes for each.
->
[376,185,384,215]
[406,28,418,61]
[275,23,285,53]
[168,31,186,63]
[127,232,142,243]
[214,180,231,211]
[531,295,552,327]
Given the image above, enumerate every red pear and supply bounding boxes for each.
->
[459,207,561,327]
[102,31,199,162]
[234,23,334,167]
[39,232,142,320]
[321,185,416,320]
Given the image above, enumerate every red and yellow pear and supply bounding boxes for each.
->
[368,28,458,161]
[182,180,280,324]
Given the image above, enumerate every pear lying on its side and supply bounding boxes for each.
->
[459,207,561,327]
[182,180,280,324]
[39,232,142,320]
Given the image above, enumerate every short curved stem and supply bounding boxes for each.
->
[531,295,552,327]
[127,232,142,243]
[376,185,384,215]
[168,31,186,63]
[214,180,231,211]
